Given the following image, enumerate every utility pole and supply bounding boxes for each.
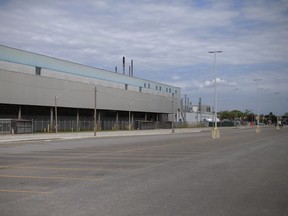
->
[55,89,69,133]
[172,92,175,133]
[88,83,97,136]
[94,86,97,136]
[209,50,222,139]
[254,78,262,133]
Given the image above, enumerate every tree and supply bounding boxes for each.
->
[265,112,277,124]
[219,110,231,120]
[219,110,246,120]
[230,110,245,119]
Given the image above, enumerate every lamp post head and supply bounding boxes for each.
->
[253,78,262,82]
[209,51,223,53]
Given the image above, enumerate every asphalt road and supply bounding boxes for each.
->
[0,127,287,216]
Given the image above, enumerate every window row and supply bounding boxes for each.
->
[143,83,177,94]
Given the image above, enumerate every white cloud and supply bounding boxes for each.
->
[203,78,237,88]
[0,0,287,114]
[171,75,181,81]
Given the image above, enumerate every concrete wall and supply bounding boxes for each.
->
[0,45,180,98]
[0,68,178,114]
[0,45,181,117]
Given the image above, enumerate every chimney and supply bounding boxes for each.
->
[123,56,125,75]
[131,59,133,77]
[184,94,187,112]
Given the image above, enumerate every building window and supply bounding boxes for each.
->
[156,86,158,90]
[139,87,142,92]
[166,88,168,92]
[148,84,150,89]
[125,84,128,90]
[169,88,171,93]
[175,90,177,94]
[35,67,41,75]
[159,86,161,91]
[144,83,146,88]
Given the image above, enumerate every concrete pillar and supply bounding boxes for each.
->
[98,111,101,130]
[18,106,22,120]
[76,109,79,131]
[50,108,54,132]
[130,112,134,130]
[115,112,119,130]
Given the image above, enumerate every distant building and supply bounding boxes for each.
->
[184,105,214,125]
[0,45,180,131]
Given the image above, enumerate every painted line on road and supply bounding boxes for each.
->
[0,175,103,181]
[71,156,171,161]
[52,161,156,165]
[0,137,213,171]
[0,158,73,169]
[0,189,51,194]
[9,166,132,172]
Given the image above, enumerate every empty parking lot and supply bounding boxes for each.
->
[0,127,287,216]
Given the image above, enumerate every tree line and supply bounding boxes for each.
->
[218,110,288,124]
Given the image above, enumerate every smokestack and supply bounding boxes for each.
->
[184,95,187,112]
[131,60,133,77]
[129,66,131,76]
[123,56,125,75]
[115,66,117,73]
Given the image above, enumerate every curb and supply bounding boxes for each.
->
[0,128,212,143]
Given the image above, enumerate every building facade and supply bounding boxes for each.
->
[0,45,180,132]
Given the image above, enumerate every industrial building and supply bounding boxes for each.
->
[0,45,180,133]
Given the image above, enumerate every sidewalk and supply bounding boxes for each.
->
[0,128,212,143]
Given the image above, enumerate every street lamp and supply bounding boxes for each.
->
[209,50,222,139]
[253,78,262,133]
[172,92,175,133]
[129,102,134,131]
[88,83,97,136]
[163,93,175,133]
[274,92,280,130]
[55,89,69,133]
[129,99,141,130]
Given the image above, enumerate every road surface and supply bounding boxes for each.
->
[0,127,287,216]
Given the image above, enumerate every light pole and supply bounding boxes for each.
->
[94,86,97,136]
[55,96,58,133]
[88,83,97,136]
[128,100,140,130]
[172,92,175,133]
[209,50,222,139]
[164,93,176,133]
[254,78,262,133]
[55,89,69,133]
[129,102,134,131]
[274,92,280,130]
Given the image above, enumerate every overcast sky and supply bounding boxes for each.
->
[1,0,288,115]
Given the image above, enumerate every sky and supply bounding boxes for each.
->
[0,0,288,115]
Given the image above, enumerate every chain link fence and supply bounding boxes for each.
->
[0,119,33,134]
[1,119,180,134]
[32,120,174,133]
